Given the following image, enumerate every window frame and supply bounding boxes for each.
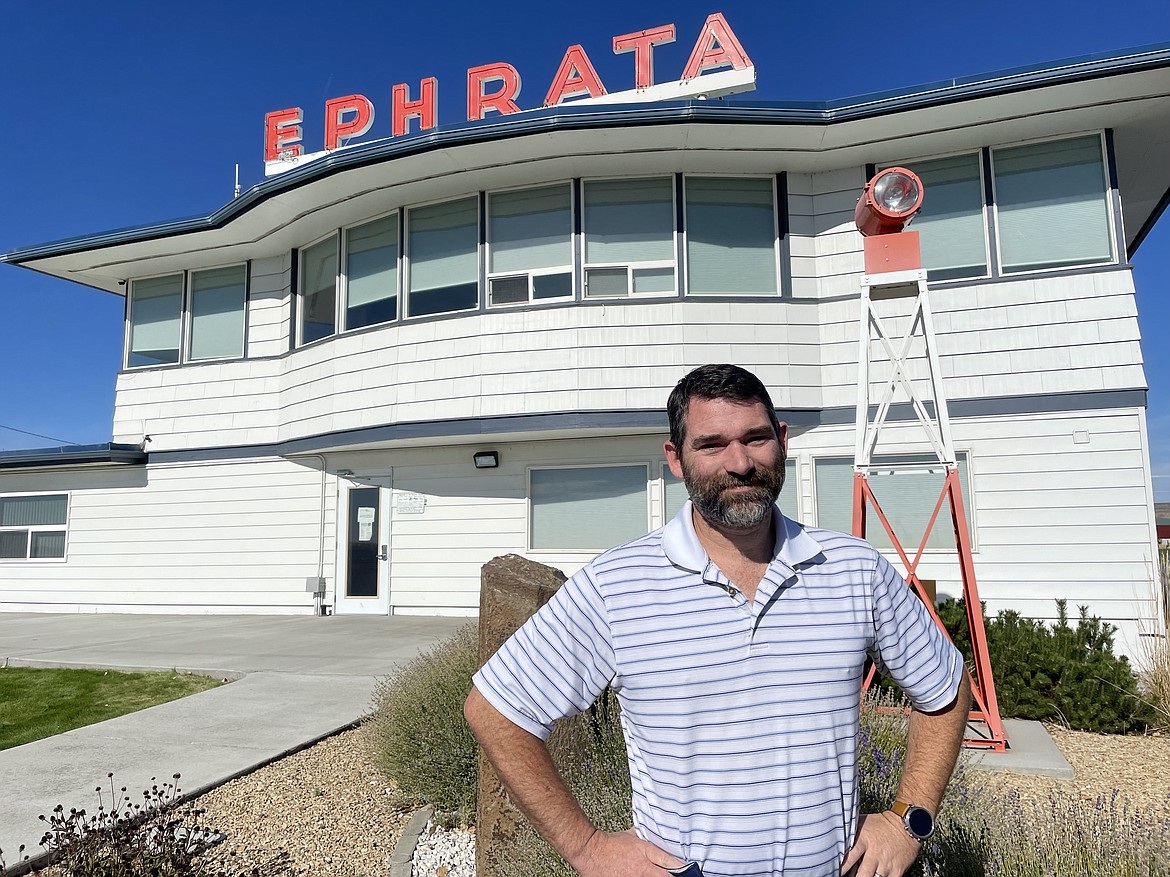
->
[342,209,401,332]
[882,149,991,283]
[581,174,678,301]
[810,451,977,553]
[297,231,341,347]
[527,462,651,554]
[988,131,1116,277]
[186,262,249,363]
[486,181,575,308]
[125,271,185,369]
[887,131,1118,286]
[403,193,482,320]
[0,491,70,562]
[682,174,781,298]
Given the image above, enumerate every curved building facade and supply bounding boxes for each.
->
[2,45,1167,654]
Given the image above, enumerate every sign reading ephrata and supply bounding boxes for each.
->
[263,12,754,176]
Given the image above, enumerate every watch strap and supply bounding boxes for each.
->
[891,800,911,819]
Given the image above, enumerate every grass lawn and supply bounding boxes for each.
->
[0,666,225,751]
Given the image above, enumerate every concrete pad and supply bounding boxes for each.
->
[967,718,1075,779]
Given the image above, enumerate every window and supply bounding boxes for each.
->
[346,214,399,329]
[488,184,573,306]
[0,494,68,560]
[189,265,246,361]
[814,454,973,551]
[128,274,183,367]
[300,235,338,344]
[583,177,675,298]
[899,153,987,281]
[407,197,479,317]
[892,133,1115,281]
[663,457,799,523]
[530,465,648,551]
[993,135,1113,274]
[685,177,778,296]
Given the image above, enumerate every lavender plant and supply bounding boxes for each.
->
[979,787,1170,877]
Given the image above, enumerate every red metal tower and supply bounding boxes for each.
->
[853,169,1007,750]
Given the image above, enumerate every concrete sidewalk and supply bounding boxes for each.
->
[0,612,467,865]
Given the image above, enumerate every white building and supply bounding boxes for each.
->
[2,44,1167,655]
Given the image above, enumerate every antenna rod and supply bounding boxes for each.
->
[234,164,241,199]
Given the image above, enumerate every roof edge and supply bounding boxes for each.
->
[0,443,147,470]
[3,41,1169,267]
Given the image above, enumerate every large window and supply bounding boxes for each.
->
[189,265,246,360]
[814,454,973,551]
[895,133,1114,281]
[583,177,675,298]
[346,214,399,329]
[993,135,1113,274]
[898,154,987,281]
[663,457,799,523]
[0,494,68,560]
[488,184,573,306]
[685,176,778,296]
[407,197,479,317]
[530,465,648,551]
[128,274,183,367]
[300,235,338,344]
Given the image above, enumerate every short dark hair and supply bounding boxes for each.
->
[667,364,780,449]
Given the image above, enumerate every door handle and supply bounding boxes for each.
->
[378,545,388,561]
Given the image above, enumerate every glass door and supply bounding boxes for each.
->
[336,478,391,614]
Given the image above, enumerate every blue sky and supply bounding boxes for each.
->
[0,0,1167,500]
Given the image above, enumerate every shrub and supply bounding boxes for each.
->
[1138,633,1170,732]
[0,773,290,877]
[857,690,990,877]
[366,622,480,824]
[508,689,632,877]
[978,787,1170,877]
[858,692,1170,876]
[936,598,1156,733]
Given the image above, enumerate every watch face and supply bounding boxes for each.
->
[906,806,935,839]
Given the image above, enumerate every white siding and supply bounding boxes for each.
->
[247,254,291,359]
[0,458,331,614]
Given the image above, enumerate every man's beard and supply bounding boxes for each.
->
[681,453,786,529]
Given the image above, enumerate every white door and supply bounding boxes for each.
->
[336,477,391,614]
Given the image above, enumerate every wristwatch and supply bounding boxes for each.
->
[891,800,935,841]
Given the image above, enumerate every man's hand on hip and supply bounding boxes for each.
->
[569,828,685,877]
[839,811,920,877]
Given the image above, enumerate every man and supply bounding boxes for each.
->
[465,364,971,877]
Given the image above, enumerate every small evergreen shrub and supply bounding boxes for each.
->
[936,598,1156,733]
[366,622,480,824]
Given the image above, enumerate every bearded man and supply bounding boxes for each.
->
[465,363,971,877]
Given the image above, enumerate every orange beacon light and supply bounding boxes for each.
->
[854,167,924,237]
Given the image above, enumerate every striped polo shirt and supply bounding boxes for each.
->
[473,502,963,877]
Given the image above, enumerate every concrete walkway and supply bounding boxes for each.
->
[0,612,467,865]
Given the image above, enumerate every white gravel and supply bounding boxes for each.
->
[410,822,476,877]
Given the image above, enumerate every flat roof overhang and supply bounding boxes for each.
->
[0,443,147,471]
[4,42,1169,294]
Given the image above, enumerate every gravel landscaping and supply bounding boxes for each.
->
[172,723,1170,877]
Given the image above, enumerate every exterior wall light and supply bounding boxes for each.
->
[855,167,925,276]
[473,451,499,469]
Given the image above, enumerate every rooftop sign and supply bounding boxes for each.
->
[263,12,755,176]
